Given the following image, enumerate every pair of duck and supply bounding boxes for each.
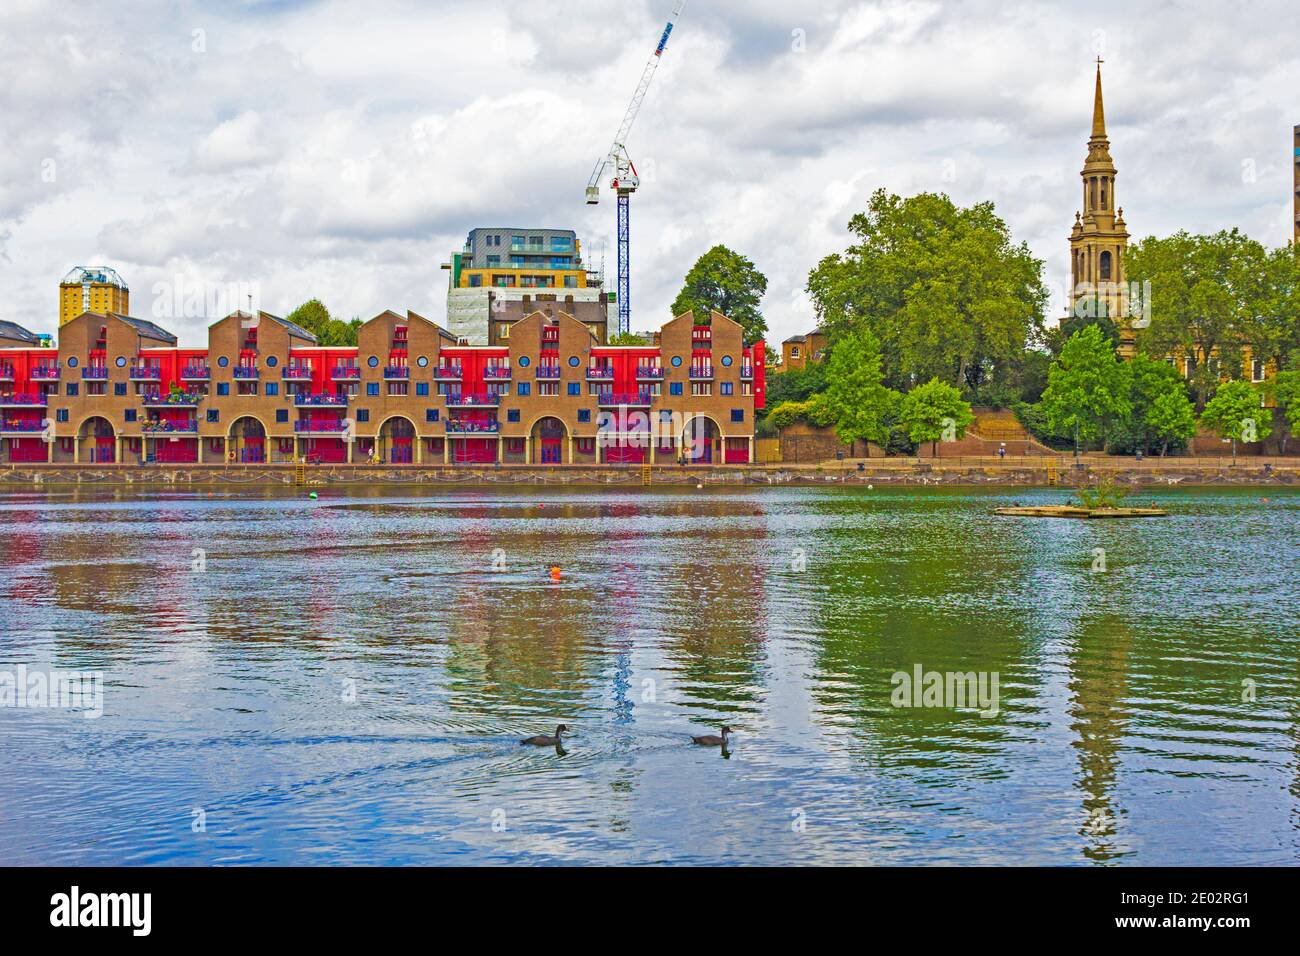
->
[520,724,734,748]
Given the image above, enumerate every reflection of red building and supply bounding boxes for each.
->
[1,309,765,466]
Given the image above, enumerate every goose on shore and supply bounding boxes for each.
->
[521,724,568,746]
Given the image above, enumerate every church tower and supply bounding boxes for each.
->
[1069,60,1133,357]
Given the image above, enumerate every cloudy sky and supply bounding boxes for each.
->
[1,0,1296,346]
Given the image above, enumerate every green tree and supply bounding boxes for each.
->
[1200,379,1272,463]
[283,299,363,346]
[819,329,898,455]
[1127,230,1275,406]
[1112,353,1197,456]
[1265,369,1300,454]
[806,189,1048,393]
[1038,325,1131,460]
[898,378,974,456]
[671,245,768,344]
[608,330,650,345]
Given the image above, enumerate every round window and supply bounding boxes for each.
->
[568,356,580,367]
[518,356,531,367]
[367,355,379,368]
[217,356,229,368]
[67,356,78,368]
[670,356,683,368]
[115,356,126,368]
[266,355,278,368]
[721,355,733,367]
[417,356,428,368]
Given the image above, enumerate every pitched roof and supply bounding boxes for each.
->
[108,313,177,345]
[783,334,807,344]
[260,311,318,344]
[0,319,41,344]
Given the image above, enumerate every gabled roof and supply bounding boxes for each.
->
[261,311,318,344]
[0,320,41,344]
[407,310,458,343]
[783,334,807,344]
[107,313,177,345]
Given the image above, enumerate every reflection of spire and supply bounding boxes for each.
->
[1091,58,1108,141]
[1069,618,1132,862]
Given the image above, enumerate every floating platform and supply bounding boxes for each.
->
[995,506,1167,519]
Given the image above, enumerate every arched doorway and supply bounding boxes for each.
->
[530,416,566,464]
[680,415,721,464]
[78,416,116,463]
[378,416,417,464]
[228,416,266,463]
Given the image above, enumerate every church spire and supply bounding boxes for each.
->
[1091,59,1107,140]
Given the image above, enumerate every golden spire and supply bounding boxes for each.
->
[1091,57,1107,140]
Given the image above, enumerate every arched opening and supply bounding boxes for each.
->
[228,416,266,464]
[1099,250,1112,281]
[77,416,116,464]
[679,415,721,465]
[530,416,567,464]
[378,416,417,464]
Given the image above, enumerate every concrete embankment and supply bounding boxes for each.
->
[1,457,1296,488]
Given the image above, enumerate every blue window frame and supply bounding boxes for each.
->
[518,382,530,396]
[567,382,580,396]
[124,409,137,422]
[207,409,219,423]
[114,383,127,396]
[507,409,520,423]
[721,382,733,396]
[731,409,744,423]
[66,383,78,397]
[356,409,369,423]
[266,382,278,396]
[276,409,288,423]
[670,382,683,396]
[217,383,229,396]
[416,382,429,396]
[578,409,591,423]
[56,409,69,422]
[367,383,379,396]
[426,409,438,422]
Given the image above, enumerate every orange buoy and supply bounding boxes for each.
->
[548,566,562,581]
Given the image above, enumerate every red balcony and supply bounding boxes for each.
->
[31,365,60,381]
[383,365,410,379]
[294,419,346,433]
[281,364,313,381]
[689,365,714,379]
[130,364,161,381]
[535,365,561,379]
[636,365,664,380]
[81,366,109,380]
[142,418,198,433]
[483,365,512,381]
[597,390,653,407]
[142,391,203,408]
[0,364,12,381]
[445,419,500,434]
[332,365,361,380]
[295,392,349,407]
[448,392,501,407]
[691,327,712,345]
[434,366,462,380]
[0,393,47,407]
[232,365,259,380]
[586,366,615,380]
[181,363,210,381]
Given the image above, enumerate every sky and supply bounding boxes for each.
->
[1,0,1296,347]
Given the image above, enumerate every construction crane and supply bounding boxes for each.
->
[585,0,686,335]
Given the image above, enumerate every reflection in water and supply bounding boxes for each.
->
[0,485,1296,865]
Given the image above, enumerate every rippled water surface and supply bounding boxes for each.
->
[1,485,1297,865]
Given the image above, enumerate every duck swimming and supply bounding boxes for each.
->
[520,723,568,746]
[691,725,733,747]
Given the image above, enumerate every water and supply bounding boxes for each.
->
[0,485,1296,866]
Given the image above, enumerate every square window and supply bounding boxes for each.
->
[567,382,580,396]
[507,409,521,423]
[276,409,289,423]
[367,383,379,396]
[124,409,137,423]
[670,382,682,396]
[114,383,127,396]
[416,382,429,396]
[206,409,219,423]
[731,409,744,423]
[217,383,229,396]
[721,382,733,396]
[517,382,530,396]
[356,409,369,423]
[56,409,69,422]
[426,408,439,422]
[266,382,278,396]
[66,383,78,397]
[578,409,591,423]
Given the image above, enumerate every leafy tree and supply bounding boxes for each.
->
[1110,353,1197,456]
[284,299,363,346]
[1265,369,1300,454]
[766,397,834,430]
[1038,325,1130,460]
[671,245,768,344]
[763,362,827,410]
[1200,380,1271,463]
[898,378,975,456]
[806,189,1048,394]
[608,330,650,345]
[1127,230,1273,406]
[819,329,898,455]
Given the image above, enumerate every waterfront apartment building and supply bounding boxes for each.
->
[59,266,129,326]
[442,227,609,344]
[0,309,765,466]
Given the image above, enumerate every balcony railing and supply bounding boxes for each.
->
[739,365,754,379]
[31,366,60,381]
[383,366,410,379]
[130,365,161,380]
[445,419,500,434]
[81,366,109,380]
[0,393,47,407]
[597,391,653,406]
[181,365,210,380]
[433,366,462,380]
[691,328,713,344]
[142,392,203,407]
[535,365,561,379]
[141,420,198,433]
[332,365,361,380]
[232,365,259,379]
[0,420,45,433]
[0,365,12,381]
[483,366,512,380]
[689,366,714,379]
[448,392,501,407]
[281,365,313,380]
[294,419,346,433]
[636,366,664,380]
[586,367,615,380]
[295,393,349,407]
[541,328,560,343]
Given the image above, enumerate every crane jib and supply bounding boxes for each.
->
[655,23,673,56]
